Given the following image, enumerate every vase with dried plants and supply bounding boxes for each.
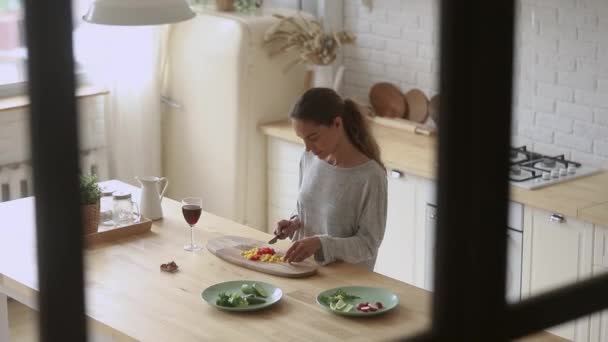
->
[263,14,355,90]
[81,174,102,235]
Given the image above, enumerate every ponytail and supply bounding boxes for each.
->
[342,99,385,170]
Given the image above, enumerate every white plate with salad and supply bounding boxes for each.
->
[316,286,399,316]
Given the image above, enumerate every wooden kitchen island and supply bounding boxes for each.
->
[0,181,562,341]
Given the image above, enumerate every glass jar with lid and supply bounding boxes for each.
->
[112,192,141,226]
[99,188,114,226]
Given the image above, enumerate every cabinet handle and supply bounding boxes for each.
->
[161,95,182,109]
[549,213,565,223]
[389,170,403,179]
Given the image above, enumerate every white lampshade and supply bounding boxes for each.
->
[83,0,195,26]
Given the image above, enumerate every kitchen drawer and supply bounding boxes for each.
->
[594,225,608,267]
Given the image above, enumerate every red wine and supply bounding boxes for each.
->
[182,205,202,225]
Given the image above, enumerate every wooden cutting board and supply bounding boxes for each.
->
[206,235,318,278]
[404,88,429,123]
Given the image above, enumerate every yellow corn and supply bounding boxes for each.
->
[240,247,284,263]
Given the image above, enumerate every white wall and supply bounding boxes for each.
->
[341,0,608,167]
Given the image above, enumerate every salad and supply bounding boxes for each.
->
[319,289,384,313]
[216,283,268,308]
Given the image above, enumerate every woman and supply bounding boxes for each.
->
[275,87,388,271]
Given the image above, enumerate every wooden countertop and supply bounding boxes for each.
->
[0,181,564,341]
[580,202,608,227]
[260,120,608,226]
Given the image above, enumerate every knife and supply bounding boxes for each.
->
[268,234,280,244]
[269,212,296,244]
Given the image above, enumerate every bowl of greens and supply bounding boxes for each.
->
[201,280,282,312]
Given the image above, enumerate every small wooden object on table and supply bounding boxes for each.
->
[85,218,153,247]
[160,261,179,273]
[207,235,318,278]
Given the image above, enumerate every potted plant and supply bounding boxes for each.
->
[81,174,102,235]
[263,14,355,90]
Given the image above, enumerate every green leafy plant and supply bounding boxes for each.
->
[80,174,101,205]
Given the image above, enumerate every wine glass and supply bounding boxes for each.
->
[182,197,203,251]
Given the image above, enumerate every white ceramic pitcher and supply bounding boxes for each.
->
[136,176,169,220]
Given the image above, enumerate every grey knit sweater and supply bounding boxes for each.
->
[292,151,388,271]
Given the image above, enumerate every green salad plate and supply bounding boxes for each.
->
[316,286,400,317]
[201,280,283,312]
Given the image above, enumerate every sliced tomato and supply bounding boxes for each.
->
[257,247,276,256]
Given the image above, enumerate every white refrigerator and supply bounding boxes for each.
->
[163,9,306,231]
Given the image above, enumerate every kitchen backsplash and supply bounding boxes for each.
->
[341,0,608,168]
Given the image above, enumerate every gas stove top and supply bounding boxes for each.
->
[509,146,600,190]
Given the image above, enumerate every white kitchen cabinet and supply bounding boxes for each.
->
[522,207,594,341]
[593,225,608,267]
[590,266,608,342]
[266,138,303,233]
[374,169,417,285]
[590,227,608,342]
[415,177,436,290]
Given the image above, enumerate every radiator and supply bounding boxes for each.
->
[0,148,108,203]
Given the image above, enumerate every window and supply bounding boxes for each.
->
[0,0,26,95]
[0,0,92,97]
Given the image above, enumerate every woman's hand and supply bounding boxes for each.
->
[273,216,301,239]
[284,236,321,263]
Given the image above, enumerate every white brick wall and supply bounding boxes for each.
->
[342,0,439,99]
[341,0,608,167]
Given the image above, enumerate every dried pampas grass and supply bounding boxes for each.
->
[263,14,356,72]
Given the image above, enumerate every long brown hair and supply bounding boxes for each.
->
[290,87,385,170]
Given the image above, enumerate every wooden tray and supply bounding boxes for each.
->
[207,235,318,278]
[85,218,153,247]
